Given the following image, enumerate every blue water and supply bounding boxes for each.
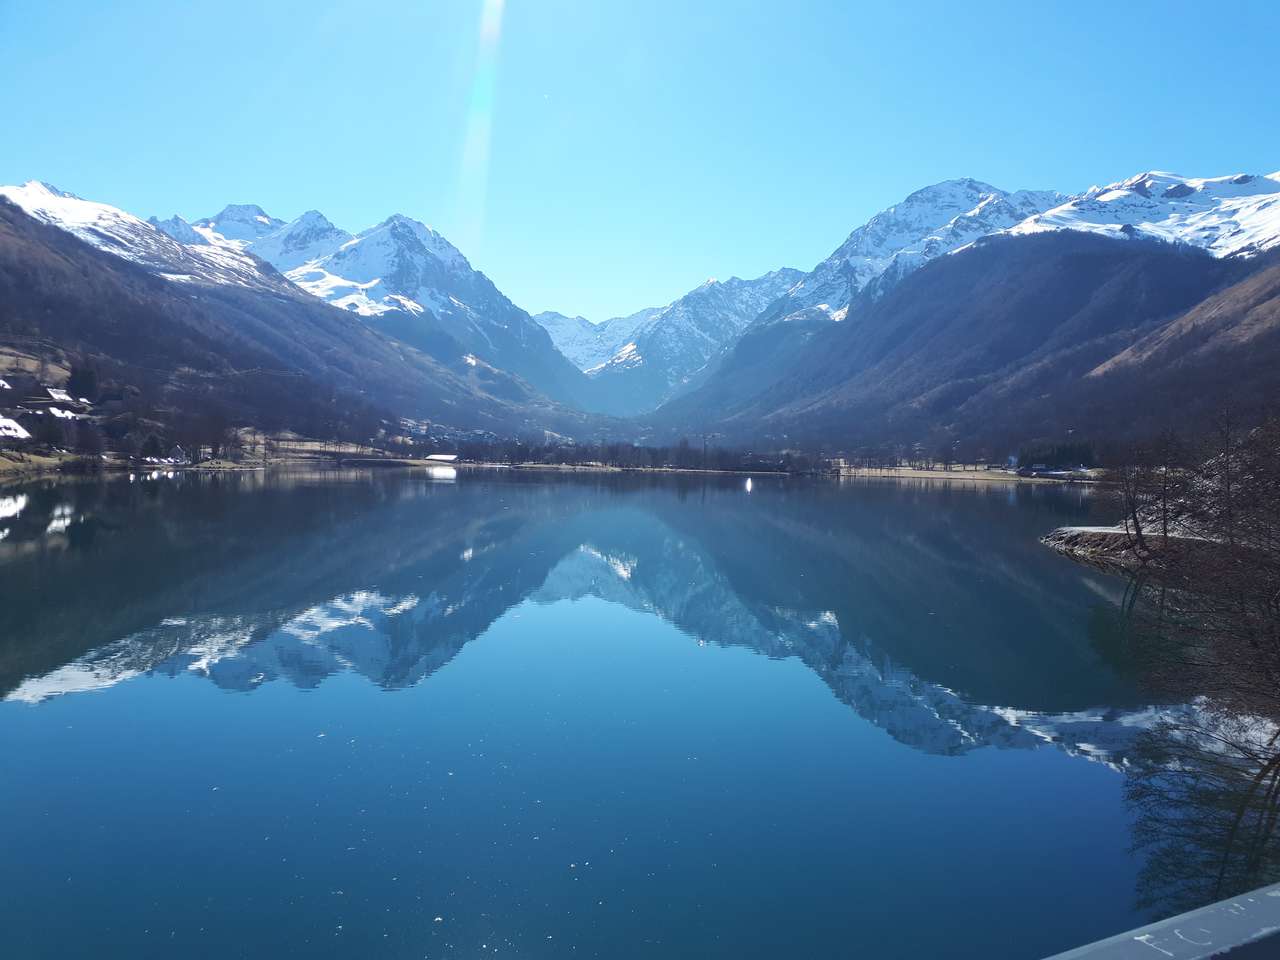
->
[0,471,1152,958]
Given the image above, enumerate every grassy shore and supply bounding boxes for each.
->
[0,449,82,484]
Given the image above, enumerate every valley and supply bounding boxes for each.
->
[2,168,1278,468]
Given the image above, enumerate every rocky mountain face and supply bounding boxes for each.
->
[531,310,618,369]
[654,232,1270,448]
[1007,170,1280,257]
[535,179,1068,418]
[6,167,1280,445]
[0,181,287,292]
[148,203,591,407]
[772,179,1067,325]
[650,170,1280,447]
[0,190,598,439]
[191,203,286,247]
[535,268,804,415]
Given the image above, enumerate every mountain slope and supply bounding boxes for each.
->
[535,268,803,415]
[2,181,600,430]
[585,269,805,415]
[775,179,1067,324]
[1008,170,1280,257]
[655,233,1259,447]
[0,197,598,438]
[0,181,283,292]
[639,179,1067,430]
[1094,253,1280,374]
[1068,251,1280,432]
[531,311,608,368]
[229,209,592,406]
[653,169,1280,447]
[192,203,286,247]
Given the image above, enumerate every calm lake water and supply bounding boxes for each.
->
[1,470,1169,958]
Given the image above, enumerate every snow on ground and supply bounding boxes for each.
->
[0,181,284,291]
[0,417,31,440]
[1008,171,1280,258]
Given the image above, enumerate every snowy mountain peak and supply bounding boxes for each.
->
[367,214,469,270]
[193,203,285,248]
[147,213,206,245]
[906,176,1001,202]
[208,202,276,224]
[1009,169,1280,258]
[0,180,288,292]
[233,204,586,405]
[32,180,80,200]
[832,177,1007,262]
[535,266,805,413]
[776,178,1067,323]
[294,209,336,229]
[248,210,353,273]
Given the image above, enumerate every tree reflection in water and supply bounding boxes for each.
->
[1127,707,1280,917]
[1107,418,1280,918]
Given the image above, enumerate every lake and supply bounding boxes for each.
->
[0,469,1183,958]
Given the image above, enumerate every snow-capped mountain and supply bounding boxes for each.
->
[26,186,589,406]
[156,205,584,404]
[246,209,352,273]
[777,178,1067,323]
[271,212,471,317]
[1006,170,1280,258]
[531,310,619,370]
[192,203,285,248]
[145,213,204,245]
[246,210,586,403]
[0,181,286,292]
[535,268,803,415]
[10,166,1280,429]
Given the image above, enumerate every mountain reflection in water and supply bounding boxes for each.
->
[8,469,1278,957]
[6,470,1143,760]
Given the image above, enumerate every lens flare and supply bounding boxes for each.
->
[457,0,505,253]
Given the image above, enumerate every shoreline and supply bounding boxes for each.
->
[1041,525,1138,573]
[2,452,1105,489]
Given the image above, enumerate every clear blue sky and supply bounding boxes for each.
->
[3,0,1278,320]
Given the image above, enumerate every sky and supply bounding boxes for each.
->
[2,0,1279,321]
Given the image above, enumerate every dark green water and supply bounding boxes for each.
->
[0,470,1168,958]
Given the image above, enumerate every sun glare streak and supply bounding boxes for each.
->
[457,0,505,254]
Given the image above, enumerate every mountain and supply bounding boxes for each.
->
[145,213,204,245]
[246,209,350,272]
[0,181,284,292]
[649,169,1280,447]
[206,207,592,407]
[191,203,285,247]
[1093,253,1280,375]
[0,190,600,438]
[655,232,1269,448]
[1074,250,1280,431]
[534,268,803,415]
[1007,170,1280,257]
[10,167,1280,447]
[530,310,609,368]
[773,178,1067,324]
[632,179,1066,429]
